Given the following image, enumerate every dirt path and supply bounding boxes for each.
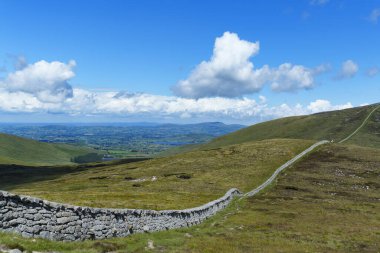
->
[244,140,329,197]
[339,104,380,143]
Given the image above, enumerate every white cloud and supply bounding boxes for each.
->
[0,88,62,113]
[0,60,75,103]
[334,60,359,80]
[172,32,268,98]
[0,85,353,123]
[310,0,329,6]
[307,99,352,113]
[366,66,380,77]
[270,63,315,92]
[173,32,326,98]
[312,63,332,74]
[0,58,352,123]
[369,9,380,24]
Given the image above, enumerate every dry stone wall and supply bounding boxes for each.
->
[0,188,241,241]
[0,140,329,241]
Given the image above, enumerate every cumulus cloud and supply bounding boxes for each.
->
[172,32,268,98]
[366,66,380,77]
[307,99,352,113]
[270,63,315,92]
[0,60,75,103]
[369,9,380,24]
[334,60,359,80]
[173,32,326,98]
[0,57,352,123]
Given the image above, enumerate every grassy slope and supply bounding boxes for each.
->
[1,143,378,252]
[1,139,313,209]
[0,133,96,166]
[345,106,380,148]
[198,103,380,150]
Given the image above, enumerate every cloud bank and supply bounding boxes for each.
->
[173,32,327,98]
[0,85,353,124]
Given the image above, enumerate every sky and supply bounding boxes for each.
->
[0,0,379,124]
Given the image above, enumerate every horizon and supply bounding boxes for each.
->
[0,102,378,126]
[0,121,246,126]
[0,0,379,124]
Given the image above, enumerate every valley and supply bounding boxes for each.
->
[0,104,379,252]
[0,122,244,159]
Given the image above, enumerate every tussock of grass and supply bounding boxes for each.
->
[1,139,313,209]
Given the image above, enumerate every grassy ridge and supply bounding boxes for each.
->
[1,139,313,209]
[345,105,380,148]
[199,103,380,150]
[0,133,97,166]
[1,143,378,252]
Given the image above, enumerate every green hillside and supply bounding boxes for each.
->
[201,103,380,150]
[1,143,378,252]
[344,104,380,148]
[0,133,99,166]
[0,139,313,209]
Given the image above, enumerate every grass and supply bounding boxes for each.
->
[0,133,99,166]
[183,103,380,151]
[345,105,380,149]
[1,104,379,252]
[1,139,313,209]
[1,143,378,252]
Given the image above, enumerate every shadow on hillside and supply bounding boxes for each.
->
[0,158,150,191]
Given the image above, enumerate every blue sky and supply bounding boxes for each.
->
[0,0,379,124]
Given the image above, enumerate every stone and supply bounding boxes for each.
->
[9,218,27,226]
[39,230,51,238]
[57,216,78,224]
[9,249,23,253]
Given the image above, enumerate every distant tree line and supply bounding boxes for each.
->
[71,153,103,164]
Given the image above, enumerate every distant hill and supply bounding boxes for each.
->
[164,103,380,156]
[0,133,99,166]
[202,103,380,149]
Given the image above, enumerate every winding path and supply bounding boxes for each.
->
[244,140,329,197]
[339,104,380,143]
[3,105,379,240]
[0,140,330,241]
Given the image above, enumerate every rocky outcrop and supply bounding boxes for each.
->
[0,188,241,241]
